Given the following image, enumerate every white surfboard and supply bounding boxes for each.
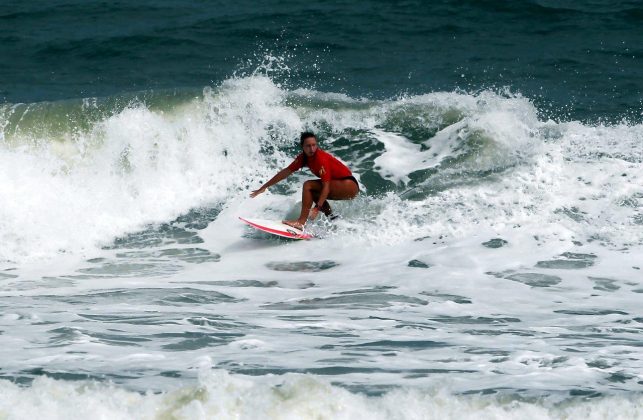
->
[239,217,313,240]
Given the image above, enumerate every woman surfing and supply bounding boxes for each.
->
[250,132,359,230]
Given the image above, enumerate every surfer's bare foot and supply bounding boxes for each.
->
[283,220,305,230]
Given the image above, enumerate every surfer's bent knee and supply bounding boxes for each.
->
[303,179,321,190]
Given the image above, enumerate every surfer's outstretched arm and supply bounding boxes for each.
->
[250,168,292,197]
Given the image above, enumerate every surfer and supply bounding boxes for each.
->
[250,132,359,230]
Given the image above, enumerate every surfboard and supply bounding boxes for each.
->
[239,217,313,240]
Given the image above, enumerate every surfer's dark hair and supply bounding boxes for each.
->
[299,132,317,167]
[300,132,316,146]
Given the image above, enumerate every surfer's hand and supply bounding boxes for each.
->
[309,207,319,220]
[250,187,265,198]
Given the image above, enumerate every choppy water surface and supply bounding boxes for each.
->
[1,1,643,418]
[2,77,642,418]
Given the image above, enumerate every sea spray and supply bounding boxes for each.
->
[1,372,641,420]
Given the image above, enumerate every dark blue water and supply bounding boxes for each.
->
[2,0,642,121]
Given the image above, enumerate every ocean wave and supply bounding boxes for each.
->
[1,76,642,263]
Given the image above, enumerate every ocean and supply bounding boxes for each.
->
[1,1,642,418]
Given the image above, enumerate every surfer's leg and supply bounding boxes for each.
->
[283,180,322,228]
[283,178,358,228]
[310,179,359,211]
[326,178,359,200]
[323,179,358,220]
[301,183,333,216]
[318,200,333,216]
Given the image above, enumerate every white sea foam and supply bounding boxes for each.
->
[0,77,300,264]
[1,77,641,264]
[0,371,641,420]
[1,77,642,415]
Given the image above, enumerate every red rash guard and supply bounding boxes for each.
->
[287,149,352,182]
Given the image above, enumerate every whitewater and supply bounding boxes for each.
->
[1,76,642,419]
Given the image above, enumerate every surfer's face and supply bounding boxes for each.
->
[302,137,318,157]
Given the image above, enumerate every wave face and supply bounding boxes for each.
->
[1,76,642,417]
[0,78,299,262]
[1,76,641,263]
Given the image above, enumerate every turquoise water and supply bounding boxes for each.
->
[1,2,643,419]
